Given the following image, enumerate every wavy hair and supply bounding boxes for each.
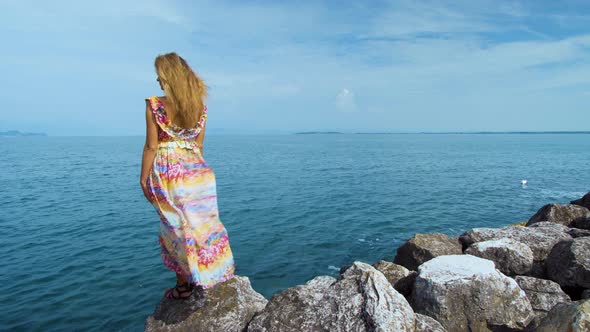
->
[154,52,208,129]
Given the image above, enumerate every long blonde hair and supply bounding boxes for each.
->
[154,52,208,129]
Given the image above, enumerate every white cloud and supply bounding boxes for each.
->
[361,0,529,39]
[336,88,357,112]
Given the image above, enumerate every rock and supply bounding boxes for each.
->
[582,289,590,300]
[514,276,571,312]
[567,227,590,238]
[527,221,571,232]
[526,203,590,227]
[459,224,572,262]
[410,255,534,332]
[536,299,590,332]
[460,224,573,278]
[514,276,571,329]
[546,237,590,288]
[414,313,446,332]
[465,238,534,276]
[372,260,417,297]
[247,261,415,332]
[393,233,462,271]
[571,192,590,210]
[572,217,590,230]
[530,221,590,237]
[145,276,267,332]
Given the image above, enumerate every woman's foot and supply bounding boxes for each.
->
[164,282,194,300]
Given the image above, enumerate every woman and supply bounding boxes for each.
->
[140,52,235,300]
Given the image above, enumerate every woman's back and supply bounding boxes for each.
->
[147,95,207,149]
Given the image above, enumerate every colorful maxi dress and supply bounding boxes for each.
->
[145,96,235,289]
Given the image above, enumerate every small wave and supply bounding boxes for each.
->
[538,189,587,201]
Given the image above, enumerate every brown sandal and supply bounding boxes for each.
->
[165,282,194,300]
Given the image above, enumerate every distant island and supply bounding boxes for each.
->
[416,131,590,135]
[353,131,590,135]
[294,131,343,135]
[0,130,47,137]
[295,131,590,135]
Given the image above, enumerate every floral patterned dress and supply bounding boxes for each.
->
[145,96,235,288]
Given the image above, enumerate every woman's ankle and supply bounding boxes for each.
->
[175,273,188,285]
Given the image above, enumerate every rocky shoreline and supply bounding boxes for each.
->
[145,192,590,332]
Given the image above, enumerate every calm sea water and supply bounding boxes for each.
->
[1,134,589,331]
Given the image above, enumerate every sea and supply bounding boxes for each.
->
[1,133,589,331]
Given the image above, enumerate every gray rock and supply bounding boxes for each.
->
[247,261,415,332]
[571,192,590,210]
[372,260,417,297]
[145,276,267,332]
[526,203,590,227]
[582,289,590,300]
[465,238,534,276]
[531,221,590,237]
[410,254,534,332]
[546,237,590,288]
[459,224,572,262]
[394,233,462,271]
[527,221,571,232]
[536,299,590,332]
[514,276,571,329]
[567,227,590,238]
[414,313,446,332]
[573,217,590,230]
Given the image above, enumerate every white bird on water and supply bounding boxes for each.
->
[521,179,528,186]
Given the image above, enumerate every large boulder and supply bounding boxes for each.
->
[526,203,590,227]
[145,276,267,332]
[528,220,590,238]
[465,238,534,276]
[536,299,590,332]
[514,276,571,329]
[414,313,446,332]
[545,237,590,289]
[459,224,572,277]
[393,233,462,271]
[571,192,590,210]
[247,261,415,332]
[410,255,534,332]
[372,260,417,297]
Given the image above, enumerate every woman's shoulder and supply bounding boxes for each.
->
[145,95,167,101]
[145,96,168,109]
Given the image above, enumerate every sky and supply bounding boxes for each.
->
[1,0,590,135]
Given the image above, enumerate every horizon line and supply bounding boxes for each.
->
[3,130,590,137]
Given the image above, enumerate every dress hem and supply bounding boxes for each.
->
[161,253,236,289]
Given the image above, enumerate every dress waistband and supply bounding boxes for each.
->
[158,140,201,150]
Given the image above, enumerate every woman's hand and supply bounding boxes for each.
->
[140,177,153,203]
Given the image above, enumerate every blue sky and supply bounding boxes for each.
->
[2,0,590,135]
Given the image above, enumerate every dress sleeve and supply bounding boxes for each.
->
[196,105,208,130]
[146,96,168,125]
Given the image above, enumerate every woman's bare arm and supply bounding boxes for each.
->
[197,116,206,157]
[140,100,159,200]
